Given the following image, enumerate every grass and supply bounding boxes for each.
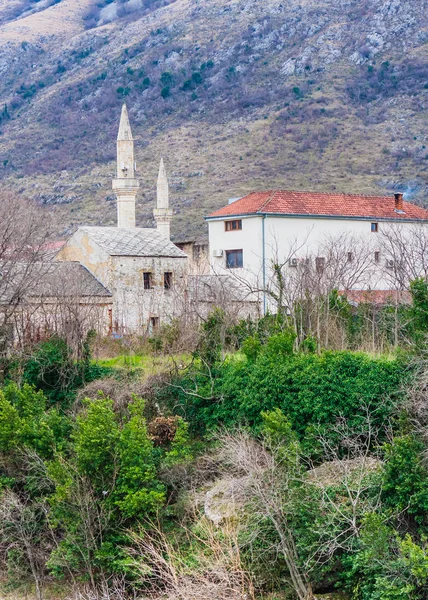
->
[94,352,191,377]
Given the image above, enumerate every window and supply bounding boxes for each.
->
[371,222,379,232]
[226,249,243,269]
[164,272,172,290]
[374,251,380,263]
[347,252,353,263]
[148,316,160,335]
[315,256,326,272]
[143,272,153,289]
[225,220,242,232]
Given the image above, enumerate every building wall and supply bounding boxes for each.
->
[56,230,113,289]
[208,214,426,292]
[57,230,188,334]
[109,255,188,333]
[175,241,210,275]
[5,297,113,348]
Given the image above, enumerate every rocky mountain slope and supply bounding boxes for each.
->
[0,0,427,241]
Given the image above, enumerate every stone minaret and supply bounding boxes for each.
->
[153,158,173,239]
[112,104,139,228]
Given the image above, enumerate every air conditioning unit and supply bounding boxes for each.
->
[290,258,298,267]
[212,249,223,257]
[386,259,395,269]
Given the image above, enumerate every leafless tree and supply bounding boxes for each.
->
[259,233,375,349]
[128,517,254,600]
[304,406,386,567]
[21,262,110,357]
[380,224,428,290]
[0,489,48,600]
[0,191,54,355]
[218,430,313,600]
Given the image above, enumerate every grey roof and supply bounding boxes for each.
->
[0,262,112,304]
[32,262,112,297]
[78,227,187,258]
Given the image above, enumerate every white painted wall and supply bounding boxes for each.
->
[208,214,427,294]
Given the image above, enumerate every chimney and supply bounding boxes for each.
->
[394,192,404,211]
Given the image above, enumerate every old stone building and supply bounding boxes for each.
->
[56,105,188,334]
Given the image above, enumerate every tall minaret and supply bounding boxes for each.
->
[153,158,173,239]
[112,104,139,228]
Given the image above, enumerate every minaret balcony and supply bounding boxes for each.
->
[112,178,140,191]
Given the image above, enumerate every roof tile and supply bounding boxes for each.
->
[78,227,187,258]
[207,190,428,221]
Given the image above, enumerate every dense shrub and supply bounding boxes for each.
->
[165,350,409,443]
[15,337,111,409]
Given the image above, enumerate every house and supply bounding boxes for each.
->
[0,261,112,350]
[206,190,428,313]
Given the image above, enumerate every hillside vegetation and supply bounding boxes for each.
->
[0,0,427,240]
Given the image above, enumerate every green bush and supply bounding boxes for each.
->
[165,350,409,443]
[382,435,428,522]
[20,337,111,409]
[161,86,171,98]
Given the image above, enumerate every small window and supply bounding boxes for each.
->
[347,252,353,263]
[148,316,160,334]
[371,222,378,232]
[226,249,243,269]
[315,256,326,272]
[143,272,153,290]
[164,272,172,290]
[374,251,380,263]
[225,220,242,232]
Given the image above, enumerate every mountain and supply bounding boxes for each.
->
[0,0,427,241]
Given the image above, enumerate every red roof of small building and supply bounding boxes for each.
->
[340,290,412,306]
[207,190,428,221]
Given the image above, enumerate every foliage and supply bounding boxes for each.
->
[1,324,428,598]
[16,336,111,409]
[408,278,428,347]
[165,348,408,443]
[382,434,428,522]
[0,382,69,457]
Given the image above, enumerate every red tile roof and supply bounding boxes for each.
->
[207,190,428,221]
[340,290,412,306]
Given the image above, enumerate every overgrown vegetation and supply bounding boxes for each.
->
[3,278,428,599]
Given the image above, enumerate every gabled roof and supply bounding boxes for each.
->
[78,227,186,258]
[32,262,112,298]
[0,262,112,303]
[207,190,428,221]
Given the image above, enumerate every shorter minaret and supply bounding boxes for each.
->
[153,158,173,239]
[112,104,139,228]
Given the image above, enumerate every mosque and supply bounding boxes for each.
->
[55,104,189,334]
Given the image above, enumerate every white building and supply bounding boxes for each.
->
[206,190,428,313]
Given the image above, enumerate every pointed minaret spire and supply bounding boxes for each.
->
[112,104,139,227]
[117,103,133,143]
[154,158,173,239]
